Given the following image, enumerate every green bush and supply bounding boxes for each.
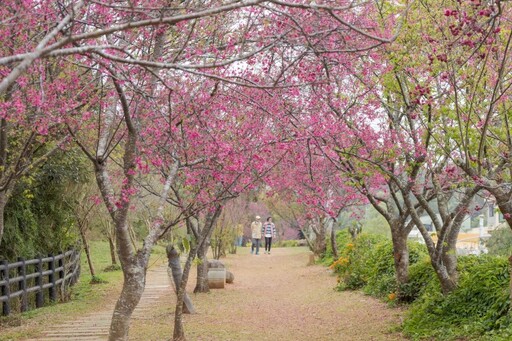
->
[327,231,512,340]
[361,239,429,301]
[335,228,352,247]
[332,233,383,290]
[398,256,438,303]
[275,240,300,247]
[330,231,428,297]
[362,239,396,297]
[320,229,351,266]
[402,255,510,340]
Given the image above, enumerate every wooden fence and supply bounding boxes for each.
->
[0,249,80,316]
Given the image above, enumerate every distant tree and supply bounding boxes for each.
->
[1,147,88,260]
[485,225,512,257]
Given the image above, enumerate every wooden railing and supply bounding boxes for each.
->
[0,249,80,316]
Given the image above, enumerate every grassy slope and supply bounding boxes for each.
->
[0,241,166,341]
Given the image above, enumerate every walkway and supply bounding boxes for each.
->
[20,247,406,340]
[129,247,406,340]
[24,266,172,341]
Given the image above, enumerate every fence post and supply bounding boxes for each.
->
[18,257,27,312]
[1,260,10,316]
[35,256,44,308]
[75,249,81,284]
[70,249,80,285]
[58,255,64,300]
[48,254,56,302]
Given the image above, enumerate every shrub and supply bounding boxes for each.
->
[275,240,300,247]
[332,233,383,290]
[321,229,351,266]
[402,255,510,340]
[335,229,352,248]
[363,239,429,301]
[327,231,512,340]
[398,256,438,303]
[362,239,396,297]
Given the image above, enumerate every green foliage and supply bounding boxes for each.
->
[332,233,383,290]
[103,264,121,272]
[275,240,299,247]
[398,256,438,303]
[485,226,512,256]
[1,147,89,260]
[402,255,510,340]
[327,232,512,340]
[336,228,352,246]
[89,275,109,284]
[181,235,191,254]
[361,238,428,301]
[320,229,351,266]
[330,232,428,302]
[131,218,150,241]
[211,223,236,259]
[362,239,397,298]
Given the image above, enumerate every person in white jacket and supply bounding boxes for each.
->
[250,216,262,255]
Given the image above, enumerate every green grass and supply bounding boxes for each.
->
[0,240,166,341]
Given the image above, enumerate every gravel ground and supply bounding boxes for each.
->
[130,246,407,341]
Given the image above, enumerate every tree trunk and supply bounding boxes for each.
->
[0,193,7,248]
[194,209,223,293]
[174,249,196,341]
[79,223,96,277]
[330,225,339,260]
[300,226,315,251]
[95,158,144,340]
[317,220,327,257]
[108,260,145,341]
[488,189,512,311]
[166,245,195,314]
[389,225,409,296]
[173,205,223,339]
[433,261,457,295]
[310,218,327,258]
[442,215,466,292]
[108,235,118,266]
[440,251,459,293]
[495,191,512,229]
[194,238,210,293]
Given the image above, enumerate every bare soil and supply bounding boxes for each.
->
[130,246,407,341]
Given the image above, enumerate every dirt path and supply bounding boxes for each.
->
[13,247,406,340]
[130,247,406,340]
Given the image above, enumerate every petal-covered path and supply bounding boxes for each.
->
[130,247,406,340]
[21,247,405,340]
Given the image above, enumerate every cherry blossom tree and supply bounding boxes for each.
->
[419,0,512,226]
[393,0,512,297]
[1,1,406,339]
[272,0,496,296]
[0,3,95,246]
[266,136,366,257]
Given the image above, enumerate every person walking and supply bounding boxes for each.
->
[250,216,262,255]
[263,217,276,254]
